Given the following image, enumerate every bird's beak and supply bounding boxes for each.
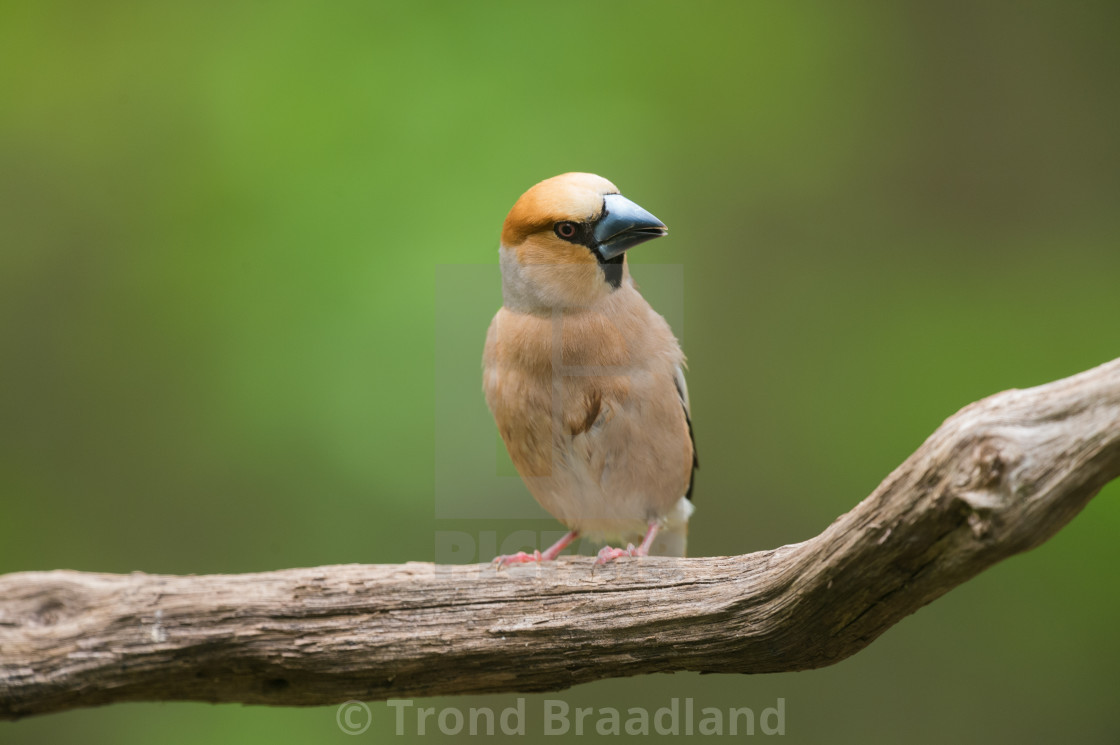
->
[593,193,668,261]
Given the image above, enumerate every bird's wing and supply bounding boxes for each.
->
[674,364,699,500]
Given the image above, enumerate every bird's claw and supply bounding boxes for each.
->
[492,550,543,569]
[595,543,643,564]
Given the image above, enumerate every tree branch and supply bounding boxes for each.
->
[3,359,1119,720]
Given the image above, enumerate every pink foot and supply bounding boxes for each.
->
[595,543,645,564]
[594,521,663,564]
[492,550,543,568]
[492,530,579,569]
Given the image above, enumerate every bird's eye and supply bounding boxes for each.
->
[554,221,578,240]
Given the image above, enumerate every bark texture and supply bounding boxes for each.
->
[2,358,1119,720]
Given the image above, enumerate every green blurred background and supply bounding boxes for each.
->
[3,1,1118,742]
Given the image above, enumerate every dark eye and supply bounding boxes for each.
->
[554,221,578,240]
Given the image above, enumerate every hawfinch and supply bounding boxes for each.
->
[483,173,696,565]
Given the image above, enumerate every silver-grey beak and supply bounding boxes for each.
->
[593,193,668,261]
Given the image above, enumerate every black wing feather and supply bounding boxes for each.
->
[674,370,698,501]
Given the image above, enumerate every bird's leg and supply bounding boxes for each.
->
[493,530,579,568]
[540,530,580,560]
[634,520,662,554]
[595,521,661,564]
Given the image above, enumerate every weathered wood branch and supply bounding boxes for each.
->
[2,359,1119,720]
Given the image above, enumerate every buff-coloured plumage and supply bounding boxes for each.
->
[484,173,696,564]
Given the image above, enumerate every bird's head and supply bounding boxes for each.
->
[498,172,667,311]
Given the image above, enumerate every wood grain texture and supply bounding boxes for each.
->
[2,358,1119,720]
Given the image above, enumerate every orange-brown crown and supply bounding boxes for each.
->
[501,173,620,247]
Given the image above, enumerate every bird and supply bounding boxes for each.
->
[483,172,697,565]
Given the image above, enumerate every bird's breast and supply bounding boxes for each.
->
[483,287,690,524]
